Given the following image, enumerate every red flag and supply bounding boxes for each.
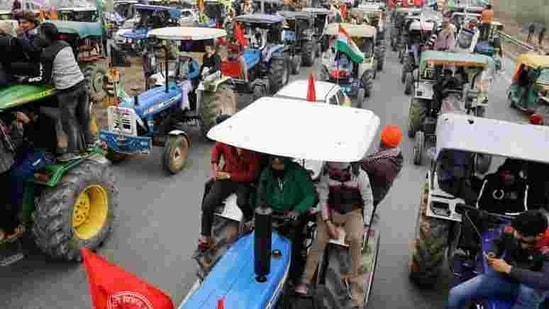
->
[218,298,225,309]
[234,22,247,48]
[307,72,316,102]
[339,4,347,20]
[81,248,174,309]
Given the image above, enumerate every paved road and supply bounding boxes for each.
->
[0,48,525,308]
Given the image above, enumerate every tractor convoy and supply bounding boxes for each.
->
[1,1,549,309]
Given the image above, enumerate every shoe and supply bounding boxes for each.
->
[86,140,101,150]
[294,283,309,295]
[197,237,214,252]
[57,153,82,162]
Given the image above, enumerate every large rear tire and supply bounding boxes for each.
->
[404,73,414,95]
[199,84,237,138]
[361,70,374,98]
[407,98,427,138]
[409,182,450,287]
[302,40,316,67]
[32,159,118,261]
[413,131,424,165]
[268,55,290,94]
[375,44,385,71]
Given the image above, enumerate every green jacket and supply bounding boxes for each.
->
[257,160,317,215]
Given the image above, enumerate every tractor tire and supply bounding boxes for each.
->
[407,98,428,138]
[105,148,127,164]
[375,44,385,71]
[361,70,374,98]
[409,182,450,287]
[315,42,322,57]
[404,73,414,95]
[413,131,425,165]
[162,135,190,175]
[83,64,107,101]
[199,84,237,138]
[401,55,413,83]
[291,55,301,75]
[252,84,267,100]
[302,40,316,67]
[32,158,118,261]
[356,88,366,108]
[268,55,290,94]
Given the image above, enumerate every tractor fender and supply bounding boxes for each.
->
[168,129,191,147]
[263,44,286,63]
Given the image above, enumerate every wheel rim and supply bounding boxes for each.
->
[170,139,188,171]
[72,185,109,240]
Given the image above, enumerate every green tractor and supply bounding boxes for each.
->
[44,20,108,101]
[0,84,118,265]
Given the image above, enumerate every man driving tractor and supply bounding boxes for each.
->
[257,155,317,284]
[448,210,549,309]
[295,161,374,309]
[200,42,222,83]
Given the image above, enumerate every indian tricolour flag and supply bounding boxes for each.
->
[335,25,365,64]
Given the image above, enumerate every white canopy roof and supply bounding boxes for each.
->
[207,97,380,162]
[147,27,226,40]
[435,113,549,164]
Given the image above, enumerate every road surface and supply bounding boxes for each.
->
[0,47,524,309]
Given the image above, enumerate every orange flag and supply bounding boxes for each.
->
[307,72,316,102]
[234,22,247,47]
[81,248,174,309]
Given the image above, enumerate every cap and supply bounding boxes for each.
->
[381,125,403,148]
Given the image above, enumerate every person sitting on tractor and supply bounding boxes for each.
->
[257,156,316,284]
[198,122,261,252]
[433,68,461,112]
[200,42,221,83]
[361,125,404,210]
[447,210,549,309]
[295,162,374,309]
[19,23,96,161]
[477,159,528,215]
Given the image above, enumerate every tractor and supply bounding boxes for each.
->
[0,83,118,266]
[220,13,292,97]
[350,4,387,71]
[279,10,317,70]
[99,27,237,174]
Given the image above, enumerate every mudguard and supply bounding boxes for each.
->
[180,231,291,309]
[167,129,191,147]
[119,83,183,118]
[262,44,286,63]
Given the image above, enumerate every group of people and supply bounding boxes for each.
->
[198,118,404,309]
[0,12,95,241]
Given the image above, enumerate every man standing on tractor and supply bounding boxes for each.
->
[447,210,549,309]
[198,121,261,252]
[479,4,493,41]
[434,18,456,51]
[257,156,316,284]
[295,161,374,309]
[19,23,95,161]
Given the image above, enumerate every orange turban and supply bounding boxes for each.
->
[381,125,402,148]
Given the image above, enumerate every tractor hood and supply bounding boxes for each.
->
[119,83,182,118]
[0,85,56,112]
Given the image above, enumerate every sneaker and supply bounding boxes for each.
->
[86,140,101,150]
[57,153,82,162]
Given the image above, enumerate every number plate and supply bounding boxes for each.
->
[107,106,138,136]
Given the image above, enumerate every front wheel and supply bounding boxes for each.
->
[32,159,118,261]
[404,73,414,95]
[356,88,365,108]
[361,70,374,98]
[162,135,190,175]
[291,55,301,75]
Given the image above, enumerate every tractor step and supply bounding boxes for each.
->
[0,240,24,266]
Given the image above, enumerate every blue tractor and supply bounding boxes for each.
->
[220,14,291,98]
[100,27,237,174]
[180,97,382,309]
[114,4,181,55]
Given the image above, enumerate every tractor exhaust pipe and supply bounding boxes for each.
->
[254,205,272,282]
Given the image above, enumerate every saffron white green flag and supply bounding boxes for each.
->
[335,24,365,64]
